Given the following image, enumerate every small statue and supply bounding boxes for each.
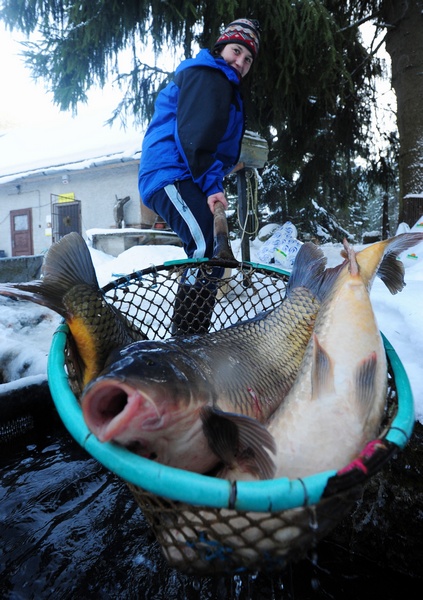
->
[113,196,130,228]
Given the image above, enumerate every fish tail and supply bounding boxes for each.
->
[357,232,423,294]
[0,233,98,316]
[316,232,423,302]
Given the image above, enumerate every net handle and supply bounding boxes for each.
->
[213,201,236,261]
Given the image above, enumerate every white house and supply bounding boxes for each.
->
[0,119,268,259]
[0,120,149,257]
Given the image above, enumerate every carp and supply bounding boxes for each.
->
[219,232,423,481]
[80,242,330,478]
[0,232,146,387]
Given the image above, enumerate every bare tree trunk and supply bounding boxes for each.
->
[382,0,423,224]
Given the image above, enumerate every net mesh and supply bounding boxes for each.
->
[63,259,399,575]
[127,481,362,574]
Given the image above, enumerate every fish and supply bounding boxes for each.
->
[218,232,423,482]
[80,242,330,478]
[0,232,146,388]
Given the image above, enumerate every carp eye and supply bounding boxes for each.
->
[142,356,156,366]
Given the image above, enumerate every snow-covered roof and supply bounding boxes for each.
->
[0,119,267,186]
[0,117,142,185]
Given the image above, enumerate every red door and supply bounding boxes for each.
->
[10,208,34,256]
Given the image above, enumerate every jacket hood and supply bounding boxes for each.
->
[175,49,241,85]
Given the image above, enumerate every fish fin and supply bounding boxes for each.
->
[201,406,276,480]
[375,254,405,294]
[357,232,423,294]
[342,240,359,275]
[316,233,423,304]
[232,413,276,480]
[355,351,378,414]
[311,334,335,399]
[44,231,98,283]
[287,242,327,299]
[200,406,239,465]
[0,280,68,316]
[312,261,347,305]
[0,232,98,317]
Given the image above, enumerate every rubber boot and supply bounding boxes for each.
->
[171,283,217,335]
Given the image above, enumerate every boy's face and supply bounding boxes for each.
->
[220,43,253,78]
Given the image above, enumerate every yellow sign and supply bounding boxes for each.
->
[58,192,75,203]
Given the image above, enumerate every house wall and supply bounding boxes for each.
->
[0,158,141,256]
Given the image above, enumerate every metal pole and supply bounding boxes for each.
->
[237,168,250,262]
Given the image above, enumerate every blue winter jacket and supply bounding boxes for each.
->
[138,49,245,206]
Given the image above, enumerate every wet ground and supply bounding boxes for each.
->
[0,402,421,600]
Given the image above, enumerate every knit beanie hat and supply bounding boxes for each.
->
[213,19,261,59]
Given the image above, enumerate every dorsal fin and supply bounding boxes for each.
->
[287,242,327,300]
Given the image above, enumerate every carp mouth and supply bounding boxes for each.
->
[81,379,164,444]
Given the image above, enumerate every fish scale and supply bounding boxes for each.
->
[62,284,141,386]
[158,285,321,419]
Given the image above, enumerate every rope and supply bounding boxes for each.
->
[237,168,260,242]
[234,168,260,261]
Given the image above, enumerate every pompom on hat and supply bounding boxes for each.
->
[213,18,261,59]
